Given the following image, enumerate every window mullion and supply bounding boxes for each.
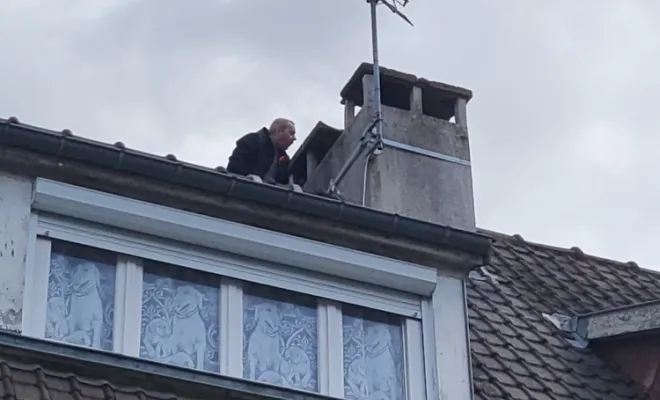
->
[318,300,344,398]
[117,256,143,356]
[404,318,426,400]
[112,258,128,353]
[220,277,243,377]
[421,298,438,400]
[317,302,329,395]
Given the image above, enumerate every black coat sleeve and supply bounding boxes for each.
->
[227,133,259,176]
[275,156,291,185]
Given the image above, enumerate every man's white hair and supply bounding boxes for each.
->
[269,118,295,134]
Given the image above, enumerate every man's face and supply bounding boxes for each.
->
[273,123,296,151]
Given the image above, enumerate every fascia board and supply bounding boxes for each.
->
[580,299,660,340]
[32,178,438,296]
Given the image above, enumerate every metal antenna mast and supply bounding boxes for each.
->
[327,0,413,200]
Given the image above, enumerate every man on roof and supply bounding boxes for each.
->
[227,118,297,185]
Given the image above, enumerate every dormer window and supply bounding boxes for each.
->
[22,179,436,399]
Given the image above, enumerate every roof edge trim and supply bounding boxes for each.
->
[578,299,660,340]
[1,118,492,262]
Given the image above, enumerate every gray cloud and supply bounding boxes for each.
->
[1,0,660,267]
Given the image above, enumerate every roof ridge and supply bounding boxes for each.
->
[477,228,660,277]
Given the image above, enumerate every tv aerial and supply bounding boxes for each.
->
[326,0,414,199]
[379,0,413,27]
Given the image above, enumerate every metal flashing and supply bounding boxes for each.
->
[382,138,471,167]
[578,299,660,340]
[544,300,660,343]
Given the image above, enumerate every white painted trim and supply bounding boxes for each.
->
[120,257,143,356]
[318,300,344,398]
[112,258,129,353]
[404,318,426,400]
[32,178,437,296]
[220,278,243,377]
[317,303,330,396]
[36,215,422,318]
[21,213,40,336]
[219,281,230,376]
[25,236,51,339]
[421,298,438,400]
[431,276,473,400]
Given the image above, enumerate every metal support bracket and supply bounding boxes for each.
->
[381,139,471,167]
[326,117,382,198]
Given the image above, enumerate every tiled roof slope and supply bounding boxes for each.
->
[0,357,190,400]
[470,231,660,400]
[0,331,329,400]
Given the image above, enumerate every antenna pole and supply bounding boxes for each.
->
[327,0,411,199]
[369,0,384,150]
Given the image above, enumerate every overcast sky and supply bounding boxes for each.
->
[2,1,659,269]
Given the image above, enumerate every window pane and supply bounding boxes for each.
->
[140,261,220,373]
[45,240,117,351]
[342,306,406,400]
[243,283,318,392]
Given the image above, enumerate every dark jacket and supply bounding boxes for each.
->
[226,127,291,185]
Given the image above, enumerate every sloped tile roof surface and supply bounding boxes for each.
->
[470,231,660,399]
[0,357,191,400]
[0,331,332,400]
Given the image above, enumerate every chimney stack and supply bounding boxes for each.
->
[293,63,476,232]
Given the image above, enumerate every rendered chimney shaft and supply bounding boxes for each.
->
[303,63,476,231]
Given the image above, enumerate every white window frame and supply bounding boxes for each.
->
[22,178,431,399]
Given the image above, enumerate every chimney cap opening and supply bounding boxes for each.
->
[340,62,473,120]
